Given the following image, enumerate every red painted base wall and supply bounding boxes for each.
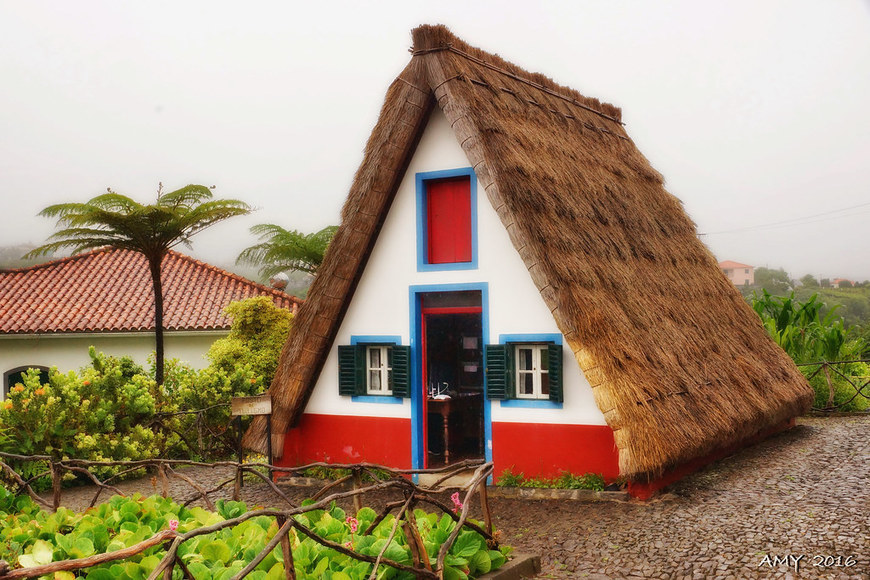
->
[277,414,412,470]
[491,422,620,480]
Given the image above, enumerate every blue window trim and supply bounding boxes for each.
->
[409,283,490,470]
[351,395,404,405]
[350,335,404,404]
[498,333,564,409]
[500,399,563,409]
[415,167,478,272]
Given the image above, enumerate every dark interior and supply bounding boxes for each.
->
[425,311,484,465]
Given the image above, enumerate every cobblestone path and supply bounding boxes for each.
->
[493,415,868,579]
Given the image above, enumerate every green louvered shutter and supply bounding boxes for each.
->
[547,343,563,403]
[389,345,411,398]
[485,344,514,399]
[338,345,364,396]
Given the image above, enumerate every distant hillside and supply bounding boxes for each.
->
[793,287,870,328]
[0,244,45,269]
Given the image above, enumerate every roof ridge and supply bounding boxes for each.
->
[410,24,623,123]
[165,250,304,304]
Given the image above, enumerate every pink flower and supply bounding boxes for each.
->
[451,492,463,513]
[168,519,179,531]
[344,541,353,550]
[345,516,359,533]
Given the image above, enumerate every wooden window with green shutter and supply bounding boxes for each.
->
[485,342,562,402]
[338,343,410,397]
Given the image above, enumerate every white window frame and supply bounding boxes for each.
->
[365,345,393,395]
[514,344,549,400]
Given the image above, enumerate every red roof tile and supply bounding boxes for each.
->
[0,248,302,334]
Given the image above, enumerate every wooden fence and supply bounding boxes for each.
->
[798,359,870,412]
[0,455,496,580]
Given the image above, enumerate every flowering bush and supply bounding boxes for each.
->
[0,297,293,470]
[0,349,168,486]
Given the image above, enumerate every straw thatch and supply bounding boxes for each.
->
[245,25,812,480]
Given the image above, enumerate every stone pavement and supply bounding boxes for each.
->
[491,415,868,579]
[45,415,868,579]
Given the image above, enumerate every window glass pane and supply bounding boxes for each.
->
[520,373,534,395]
[518,348,533,371]
[369,370,382,390]
[540,346,549,369]
[540,373,549,396]
[369,348,381,368]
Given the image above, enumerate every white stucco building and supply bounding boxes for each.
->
[1,248,300,396]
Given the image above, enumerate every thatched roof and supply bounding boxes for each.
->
[245,25,812,480]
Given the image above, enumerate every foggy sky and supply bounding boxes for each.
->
[1,1,868,281]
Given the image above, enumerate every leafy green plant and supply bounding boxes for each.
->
[494,468,524,488]
[554,472,606,491]
[298,466,393,483]
[750,291,870,411]
[496,468,607,491]
[0,490,508,579]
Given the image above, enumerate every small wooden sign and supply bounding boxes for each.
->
[231,394,272,416]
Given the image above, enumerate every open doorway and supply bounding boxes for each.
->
[420,291,484,467]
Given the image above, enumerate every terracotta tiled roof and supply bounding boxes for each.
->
[718,260,753,269]
[0,248,302,334]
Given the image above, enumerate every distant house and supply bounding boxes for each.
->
[719,261,754,286]
[831,278,855,288]
[245,25,812,498]
[0,248,301,397]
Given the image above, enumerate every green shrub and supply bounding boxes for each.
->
[207,296,293,386]
[0,349,168,486]
[159,360,262,459]
[496,468,607,491]
[751,291,869,411]
[154,297,294,459]
[804,362,870,412]
[554,471,606,491]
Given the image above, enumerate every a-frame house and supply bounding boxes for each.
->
[245,25,811,496]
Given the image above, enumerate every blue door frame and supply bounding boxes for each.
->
[408,282,492,469]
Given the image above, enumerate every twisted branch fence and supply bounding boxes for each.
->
[0,455,497,579]
[797,359,870,412]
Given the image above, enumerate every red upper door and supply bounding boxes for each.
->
[426,177,472,264]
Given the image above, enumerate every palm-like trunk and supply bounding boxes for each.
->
[148,255,165,385]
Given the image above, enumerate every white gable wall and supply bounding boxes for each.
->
[304,109,605,426]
